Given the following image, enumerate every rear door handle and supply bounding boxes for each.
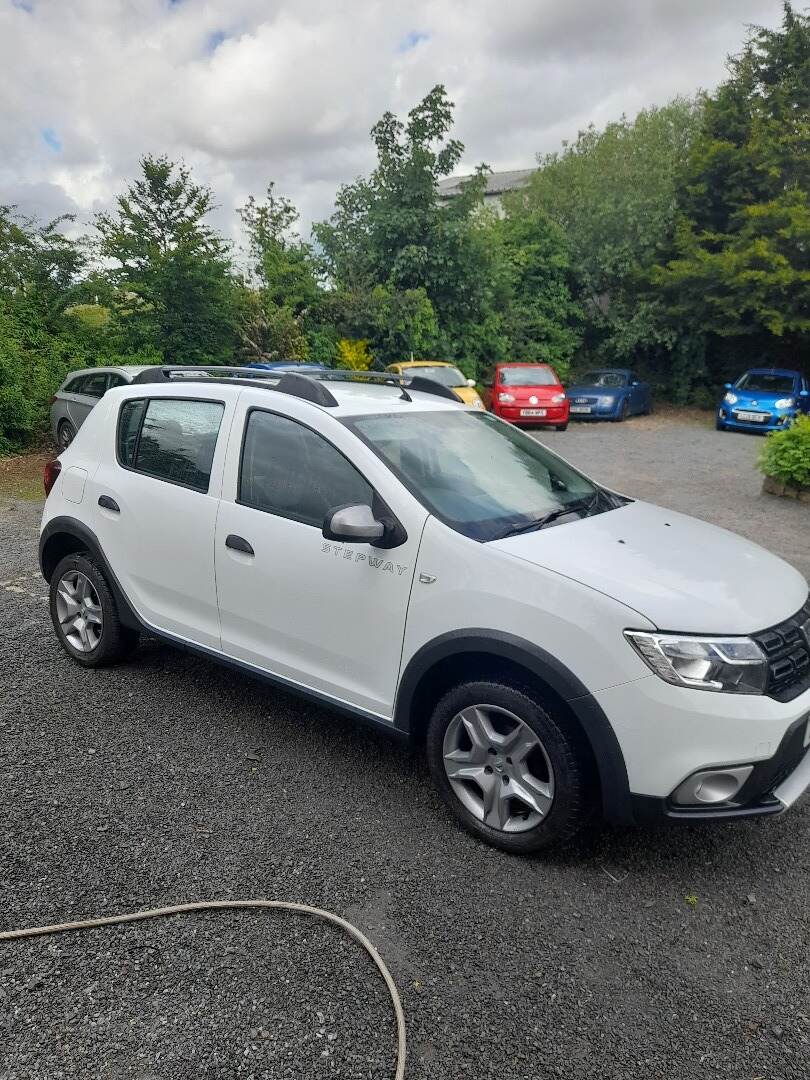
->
[225,534,254,556]
[98,496,120,512]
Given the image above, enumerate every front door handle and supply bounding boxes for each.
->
[225,534,254,556]
[98,495,120,512]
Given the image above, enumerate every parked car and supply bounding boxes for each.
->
[566,369,652,422]
[50,366,154,450]
[39,365,810,853]
[716,368,810,433]
[385,361,485,409]
[484,363,569,430]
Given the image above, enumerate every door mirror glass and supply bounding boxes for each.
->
[800,389,809,397]
[631,380,639,387]
[724,382,732,390]
[466,378,476,388]
[323,504,385,544]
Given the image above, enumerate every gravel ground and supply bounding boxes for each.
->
[1,415,809,1080]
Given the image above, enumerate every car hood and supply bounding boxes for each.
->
[490,500,807,634]
[731,389,792,404]
[454,385,484,407]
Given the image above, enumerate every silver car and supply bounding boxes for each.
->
[50,366,151,450]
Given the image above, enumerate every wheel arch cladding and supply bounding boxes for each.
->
[39,517,141,632]
[395,630,633,823]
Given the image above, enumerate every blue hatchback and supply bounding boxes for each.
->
[716,368,810,433]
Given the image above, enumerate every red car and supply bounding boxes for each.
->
[486,363,569,430]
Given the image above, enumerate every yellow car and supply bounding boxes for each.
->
[385,361,485,408]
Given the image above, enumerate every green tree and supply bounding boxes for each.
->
[95,155,236,363]
[511,98,703,387]
[314,86,505,369]
[654,4,810,370]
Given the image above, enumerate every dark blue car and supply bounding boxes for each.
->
[566,368,652,422]
[716,368,810,433]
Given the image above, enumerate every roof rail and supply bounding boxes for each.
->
[130,364,463,406]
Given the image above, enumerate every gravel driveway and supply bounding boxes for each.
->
[1,415,808,1080]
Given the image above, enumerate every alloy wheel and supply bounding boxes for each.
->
[59,424,74,450]
[442,705,555,833]
[55,570,103,653]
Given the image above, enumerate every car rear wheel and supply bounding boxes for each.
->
[50,553,139,667]
[426,680,588,853]
[57,420,77,450]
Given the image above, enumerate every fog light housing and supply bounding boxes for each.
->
[671,765,753,806]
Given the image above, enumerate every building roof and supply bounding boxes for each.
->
[437,168,535,200]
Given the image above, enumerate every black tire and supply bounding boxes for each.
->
[613,399,629,423]
[555,423,568,432]
[426,680,589,854]
[716,417,726,431]
[57,420,77,451]
[49,552,139,668]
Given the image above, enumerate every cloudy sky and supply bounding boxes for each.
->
[0,0,784,239]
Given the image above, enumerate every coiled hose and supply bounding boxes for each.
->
[0,899,406,1079]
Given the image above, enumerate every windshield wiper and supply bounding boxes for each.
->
[496,492,601,540]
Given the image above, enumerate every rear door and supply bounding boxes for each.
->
[91,391,234,649]
[214,397,429,718]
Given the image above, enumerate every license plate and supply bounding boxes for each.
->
[570,406,592,414]
[735,411,767,422]
[520,408,547,417]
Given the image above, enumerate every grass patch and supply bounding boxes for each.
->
[0,452,51,501]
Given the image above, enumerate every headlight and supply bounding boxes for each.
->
[598,396,615,407]
[625,631,768,694]
[551,393,566,403]
[774,397,795,409]
[498,393,515,403]
[724,392,738,405]
[472,399,484,409]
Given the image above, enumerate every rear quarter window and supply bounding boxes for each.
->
[117,397,225,493]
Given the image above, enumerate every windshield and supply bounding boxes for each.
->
[736,372,794,394]
[403,365,467,388]
[498,366,557,387]
[347,411,608,541]
[581,371,627,388]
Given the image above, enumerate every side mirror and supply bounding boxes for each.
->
[323,503,385,545]
[631,381,639,387]
[724,383,732,390]
[800,389,809,398]
[466,378,476,388]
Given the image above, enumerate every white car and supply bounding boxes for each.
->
[39,367,810,853]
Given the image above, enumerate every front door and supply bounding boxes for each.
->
[214,403,428,719]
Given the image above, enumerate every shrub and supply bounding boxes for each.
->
[336,338,373,370]
[758,416,810,489]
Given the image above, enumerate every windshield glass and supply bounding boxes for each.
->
[403,365,467,388]
[736,372,794,394]
[347,411,606,541]
[498,366,557,387]
[581,371,626,388]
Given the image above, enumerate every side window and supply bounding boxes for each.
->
[117,398,224,493]
[65,375,87,394]
[83,372,109,398]
[106,373,127,390]
[240,410,373,527]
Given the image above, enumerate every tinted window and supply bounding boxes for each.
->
[581,371,627,387]
[64,375,88,394]
[240,410,373,527]
[82,372,109,398]
[106,373,127,390]
[498,366,558,387]
[119,398,224,492]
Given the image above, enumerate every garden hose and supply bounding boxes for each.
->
[0,899,406,1080]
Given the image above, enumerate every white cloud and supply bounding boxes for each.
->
[0,0,783,239]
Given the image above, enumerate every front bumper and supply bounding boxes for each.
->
[495,404,569,425]
[594,673,810,824]
[717,406,795,433]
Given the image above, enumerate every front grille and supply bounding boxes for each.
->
[752,598,810,702]
[571,396,598,405]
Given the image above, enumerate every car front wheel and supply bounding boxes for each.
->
[57,420,77,450]
[426,680,589,853]
[50,553,139,667]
